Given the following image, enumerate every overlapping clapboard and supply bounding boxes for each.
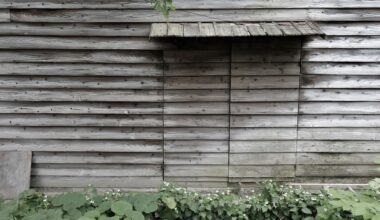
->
[150,22,323,37]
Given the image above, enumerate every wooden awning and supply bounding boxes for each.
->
[150,22,324,37]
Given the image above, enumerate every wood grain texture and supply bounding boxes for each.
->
[9,0,380,9]
[0,50,162,63]
[0,63,163,76]
[0,37,173,50]
[0,140,163,152]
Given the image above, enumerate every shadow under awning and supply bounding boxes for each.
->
[150,22,324,37]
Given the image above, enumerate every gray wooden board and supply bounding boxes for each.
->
[0,50,162,63]
[8,0,380,9]
[0,127,163,139]
[0,89,163,102]
[33,152,163,164]
[0,76,163,89]
[0,114,163,127]
[0,63,163,76]
[0,140,163,152]
[0,102,164,114]
[300,102,380,114]
[0,23,151,36]
[0,37,174,50]
[10,9,380,23]
[302,63,380,75]
[0,151,31,199]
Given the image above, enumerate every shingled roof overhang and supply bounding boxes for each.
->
[150,22,324,37]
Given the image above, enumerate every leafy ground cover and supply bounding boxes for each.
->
[0,180,379,220]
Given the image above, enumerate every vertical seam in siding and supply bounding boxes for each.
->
[228,39,232,184]
[162,50,166,182]
[296,37,304,182]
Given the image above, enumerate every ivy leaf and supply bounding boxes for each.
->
[84,210,100,218]
[78,217,94,220]
[111,201,133,216]
[302,207,312,215]
[162,196,176,209]
[130,211,145,220]
[52,192,87,211]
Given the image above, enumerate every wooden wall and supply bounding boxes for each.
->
[0,0,379,192]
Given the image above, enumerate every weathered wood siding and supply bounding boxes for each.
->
[0,0,379,192]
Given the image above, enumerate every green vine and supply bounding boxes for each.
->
[150,0,175,18]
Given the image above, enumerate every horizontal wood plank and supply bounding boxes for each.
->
[0,139,162,152]
[230,128,297,140]
[231,102,298,114]
[232,76,299,89]
[300,102,380,114]
[0,37,173,50]
[0,23,151,36]
[301,89,380,101]
[231,141,297,153]
[0,114,162,127]
[297,141,380,152]
[0,89,163,102]
[299,115,380,127]
[231,115,297,127]
[164,140,229,153]
[302,63,380,75]
[0,76,163,89]
[230,153,296,165]
[0,102,163,114]
[232,89,299,102]
[298,128,380,140]
[301,75,380,88]
[0,127,163,139]
[0,50,162,63]
[0,63,162,76]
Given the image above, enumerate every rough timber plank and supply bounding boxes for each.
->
[0,23,151,36]
[33,152,163,164]
[8,0,380,9]
[297,153,380,165]
[230,153,296,165]
[0,114,162,127]
[301,75,380,88]
[164,102,229,114]
[299,102,380,114]
[0,151,31,199]
[0,127,163,139]
[231,141,297,153]
[0,76,163,89]
[164,140,229,153]
[0,37,173,50]
[232,89,299,102]
[302,49,380,62]
[232,76,299,89]
[0,63,163,76]
[0,89,163,102]
[0,140,163,152]
[298,128,380,140]
[297,141,380,153]
[300,89,380,101]
[0,50,162,63]
[229,165,295,178]
[304,36,380,49]
[319,22,380,36]
[31,176,162,188]
[299,115,380,127]
[302,63,380,75]
[0,102,163,114]
[231,102,298,115]
[296,165,378,177]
